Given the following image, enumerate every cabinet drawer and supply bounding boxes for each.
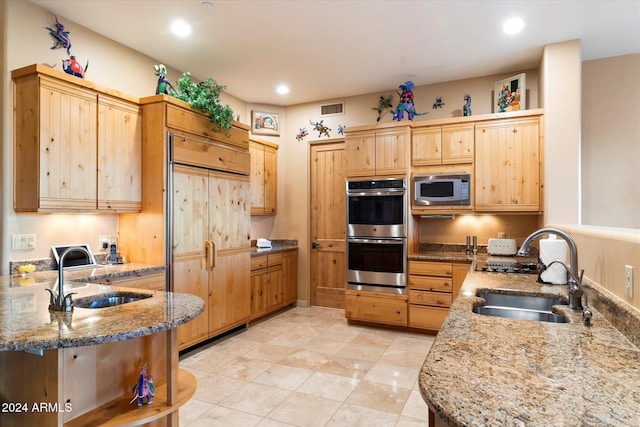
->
[409,261,452,277]
[251,255,268,271]
[345,291,407,326]
[409,305,449,330]
[409,275,453,292]
[173,135,250,175]
[409,290,452,307]
[267,253,283,267]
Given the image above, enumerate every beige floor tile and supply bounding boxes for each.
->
[296,371,360,402]
[378,349,429,369]
[363,362,420,389]
[178,398,214,426]
[280,349,331,370]
[395,415,431,426]
[325,403,400,427]
[267,391,342,427]
[345,380,412,415]
[191,373,250,404]
[268,332,316,348]
[215,356,275,381]
[255,418,297,426]
[180,349,239,374]
[253,364,315,391]
[244,342,298,363]
[220,382,291,417]
[401,389,431,421]
[335,341,389,362]
[185,404,263,426]
[213,335,264,355]
[318,356,373,380]
[303,336,349,355]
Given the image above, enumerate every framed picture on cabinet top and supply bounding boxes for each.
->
[251,110,280,136]
[494,73,526,113]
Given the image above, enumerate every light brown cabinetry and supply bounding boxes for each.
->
[250,138,278,215]
[408,260,469,331]
[345,126,410,177]
[97,271,165,291]
[475,116,542,212]
[250,249,297,320]
[12,64,141,213]
[412,124,474,166]
[118,95,252,351]
[345,290,408,326]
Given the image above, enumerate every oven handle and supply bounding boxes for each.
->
[347,238,405,245]
[347,190,405,197]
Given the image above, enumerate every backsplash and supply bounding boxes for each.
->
[9,253,107,275]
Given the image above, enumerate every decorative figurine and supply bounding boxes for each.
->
[310,120,331,138]
[62,55,88,78]
[130,364,155,407]
[392,81,426,121]
[432,97,445,109]
[45,13,72,56]
[337,124,346,136]
[295,128,308,142]
[154,64,176,95]
[463,94,472,116]
[372,95,394,122]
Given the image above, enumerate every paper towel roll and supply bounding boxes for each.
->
[539,235,568,284]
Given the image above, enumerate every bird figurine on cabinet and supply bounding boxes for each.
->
[154,64,176,95]
[463,94,472,116]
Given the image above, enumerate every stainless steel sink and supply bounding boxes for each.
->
[473,291,568,323]
[74,292,152,309]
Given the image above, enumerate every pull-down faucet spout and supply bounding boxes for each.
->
[46,246,91,312]
[517,228,583,310]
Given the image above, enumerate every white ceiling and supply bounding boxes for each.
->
[30,0,640,106]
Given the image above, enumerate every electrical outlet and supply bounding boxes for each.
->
[625,265,634,298]
[99,235,110,251]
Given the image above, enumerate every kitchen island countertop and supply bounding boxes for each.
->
[419,263,640,426]
[0,264,204,351]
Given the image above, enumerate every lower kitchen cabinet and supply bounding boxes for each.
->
[210,251,252,336]
[344,290,408,326]
[408,260,469,331]
[97,271,165,291]
[250,249,297,320]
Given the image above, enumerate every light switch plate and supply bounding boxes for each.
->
[625,265,634,298]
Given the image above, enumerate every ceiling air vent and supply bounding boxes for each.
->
[320,102,344,116]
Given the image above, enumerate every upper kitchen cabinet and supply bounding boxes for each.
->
[12,64,141,213]
[474,114,543,212]
[249,137,278,215]
[412,124,474,166]
[345,125,410,177]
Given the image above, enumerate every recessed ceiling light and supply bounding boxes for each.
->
[202,1,214,9]
[503,17,525,35]
[276,84,290,95]
[171,19,192,38]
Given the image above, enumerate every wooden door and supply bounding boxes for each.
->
[210,251,251,334]
[264,144,278,214]
[412,127,442,166]
[249,141,266,214]
[310,142,346,308]
[282,250,298,305]
[208,170,251,250]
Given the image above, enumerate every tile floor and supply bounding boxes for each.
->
[179,306,435,426]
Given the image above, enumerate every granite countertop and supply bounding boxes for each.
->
[0,264,204,352]
[419,263,640,426]
[251,239,298,257]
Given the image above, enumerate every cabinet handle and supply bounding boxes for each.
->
[205,240,217,269]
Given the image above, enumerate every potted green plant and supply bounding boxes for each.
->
[172,71,234,133]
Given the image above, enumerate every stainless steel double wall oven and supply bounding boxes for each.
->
[346,178,407,294]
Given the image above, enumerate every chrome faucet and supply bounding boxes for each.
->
[517,228,584,310]
[46,246,91,312]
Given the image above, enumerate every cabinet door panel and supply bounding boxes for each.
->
[39,84,97,209]
[249,142,266,213]
[173,165,209,256]
[210,252,251,333]
[209,172,251,250]
[345,131,375,176]
[173,256,209,349]
[97,95,141,211]
[412,127,442,166]
[375,129,409,174]
[441,124,474,164]
[264,145,278,214]
[282,250,298,305]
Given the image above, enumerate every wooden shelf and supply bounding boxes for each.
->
[65,369,196,427]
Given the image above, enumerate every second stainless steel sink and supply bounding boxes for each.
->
[74,292,152,309]
[473,291,568,323]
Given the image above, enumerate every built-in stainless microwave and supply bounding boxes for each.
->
[413,174,470,206]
